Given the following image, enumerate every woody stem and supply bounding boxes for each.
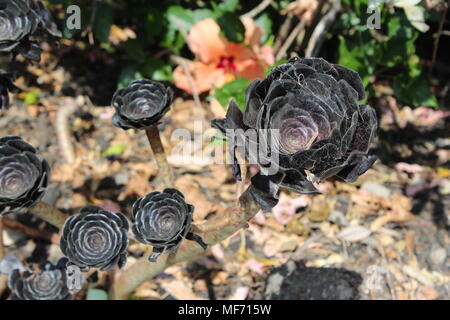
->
[28,202,68,229]
[145,126,175,189]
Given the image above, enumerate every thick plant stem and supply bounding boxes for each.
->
[0,217,4,259]
[0,217,6,296]
[110,188,260,300]
[28,202,68,229]
[145,126,174,188]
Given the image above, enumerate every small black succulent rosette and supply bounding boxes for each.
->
[111,79,174,131]
[132,188,207,262]
[0,135,50,215]
[60,206,129,271]
[0,0,61,61]
[212,57,378,212]
[8,259,73,300]
[0,70,19,110]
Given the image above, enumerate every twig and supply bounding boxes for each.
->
[304,0,341,57]
[170,55,203,111]
[274,14,294,53]
[276,19,307,61]
[0,218,7,296]
[145,126,175,189]
[82,0,101,45]
[28,201,68,229]
[297,0,327,53]
[430,1,449,74]
[55,99,78,163]
[241,0,273,18]
[1,216,59,243]
[110,187,260,300]
[0,218,4,260]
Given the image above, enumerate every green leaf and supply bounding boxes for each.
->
[218,0,239,12]
[210,77,251,110]
[217,12,245,43]
[122,39,146,63]
[86,288,108,300]
[166,6,195,31]
[393,74,438,108]
[192,9,217,22]
[255,13,272,44]
[338,35,365,72]
[24,90,40,106]
[117,66,143,89]
[140,58,173,82]
[93,2,114,43]
[265,59,288,75]
[101,144,127,157]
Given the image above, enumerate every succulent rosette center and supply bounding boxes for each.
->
[132,188,207,262]
[270,104,333,154]
[111,79,174,130]
[0,0,61,61]
[0,156,38,198]
[8,260,73,300]
[123,93,161,120]
[0,136,50,215]
[151,208,182,240]
[60,206,129,271]
[212,57,378,212]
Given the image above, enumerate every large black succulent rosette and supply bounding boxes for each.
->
[213,57,378,211]
[0,0,61,61]
[132,188,207,262]
[0,136,50,215]
[8,259,72,300]
[0,70,19,110]
[60,206,129,271]
[111,79,174,131]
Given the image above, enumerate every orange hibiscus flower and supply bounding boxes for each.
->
[173,17,274,94]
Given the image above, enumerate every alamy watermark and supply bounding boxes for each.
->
[65,5,82,31]
[66,265,84,291]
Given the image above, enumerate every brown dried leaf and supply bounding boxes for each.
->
[336,225,371,242]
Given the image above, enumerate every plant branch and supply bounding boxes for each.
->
[430,1,449,74]
[274,14,294,53]
[276,19,307,61]
[110,188,260,300]
[170,55,203,111]
[241,0,273,18]
[55,98,78,164]
[0,217,6,297]
[304,0,341,57]
[0,217,4,260]
[28,201,68,229]
[1,216,59,243]
[145,126,175,189]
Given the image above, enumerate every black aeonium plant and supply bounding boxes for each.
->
[0,0,61,61]
[60,206,129,271]
[8,259,73,300]
[111,79,174,131]
[0,70,19,110]
[132,188,207,262]
[213,57,378,211]
[0,135,50,215]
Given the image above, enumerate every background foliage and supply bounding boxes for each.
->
[46,0,447,109]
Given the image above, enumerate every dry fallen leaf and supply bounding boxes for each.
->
[337,225,372,242]
[175,175,219,221]
[263,233,300,257]
[161,279,206,300]
[371,194,415,231]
